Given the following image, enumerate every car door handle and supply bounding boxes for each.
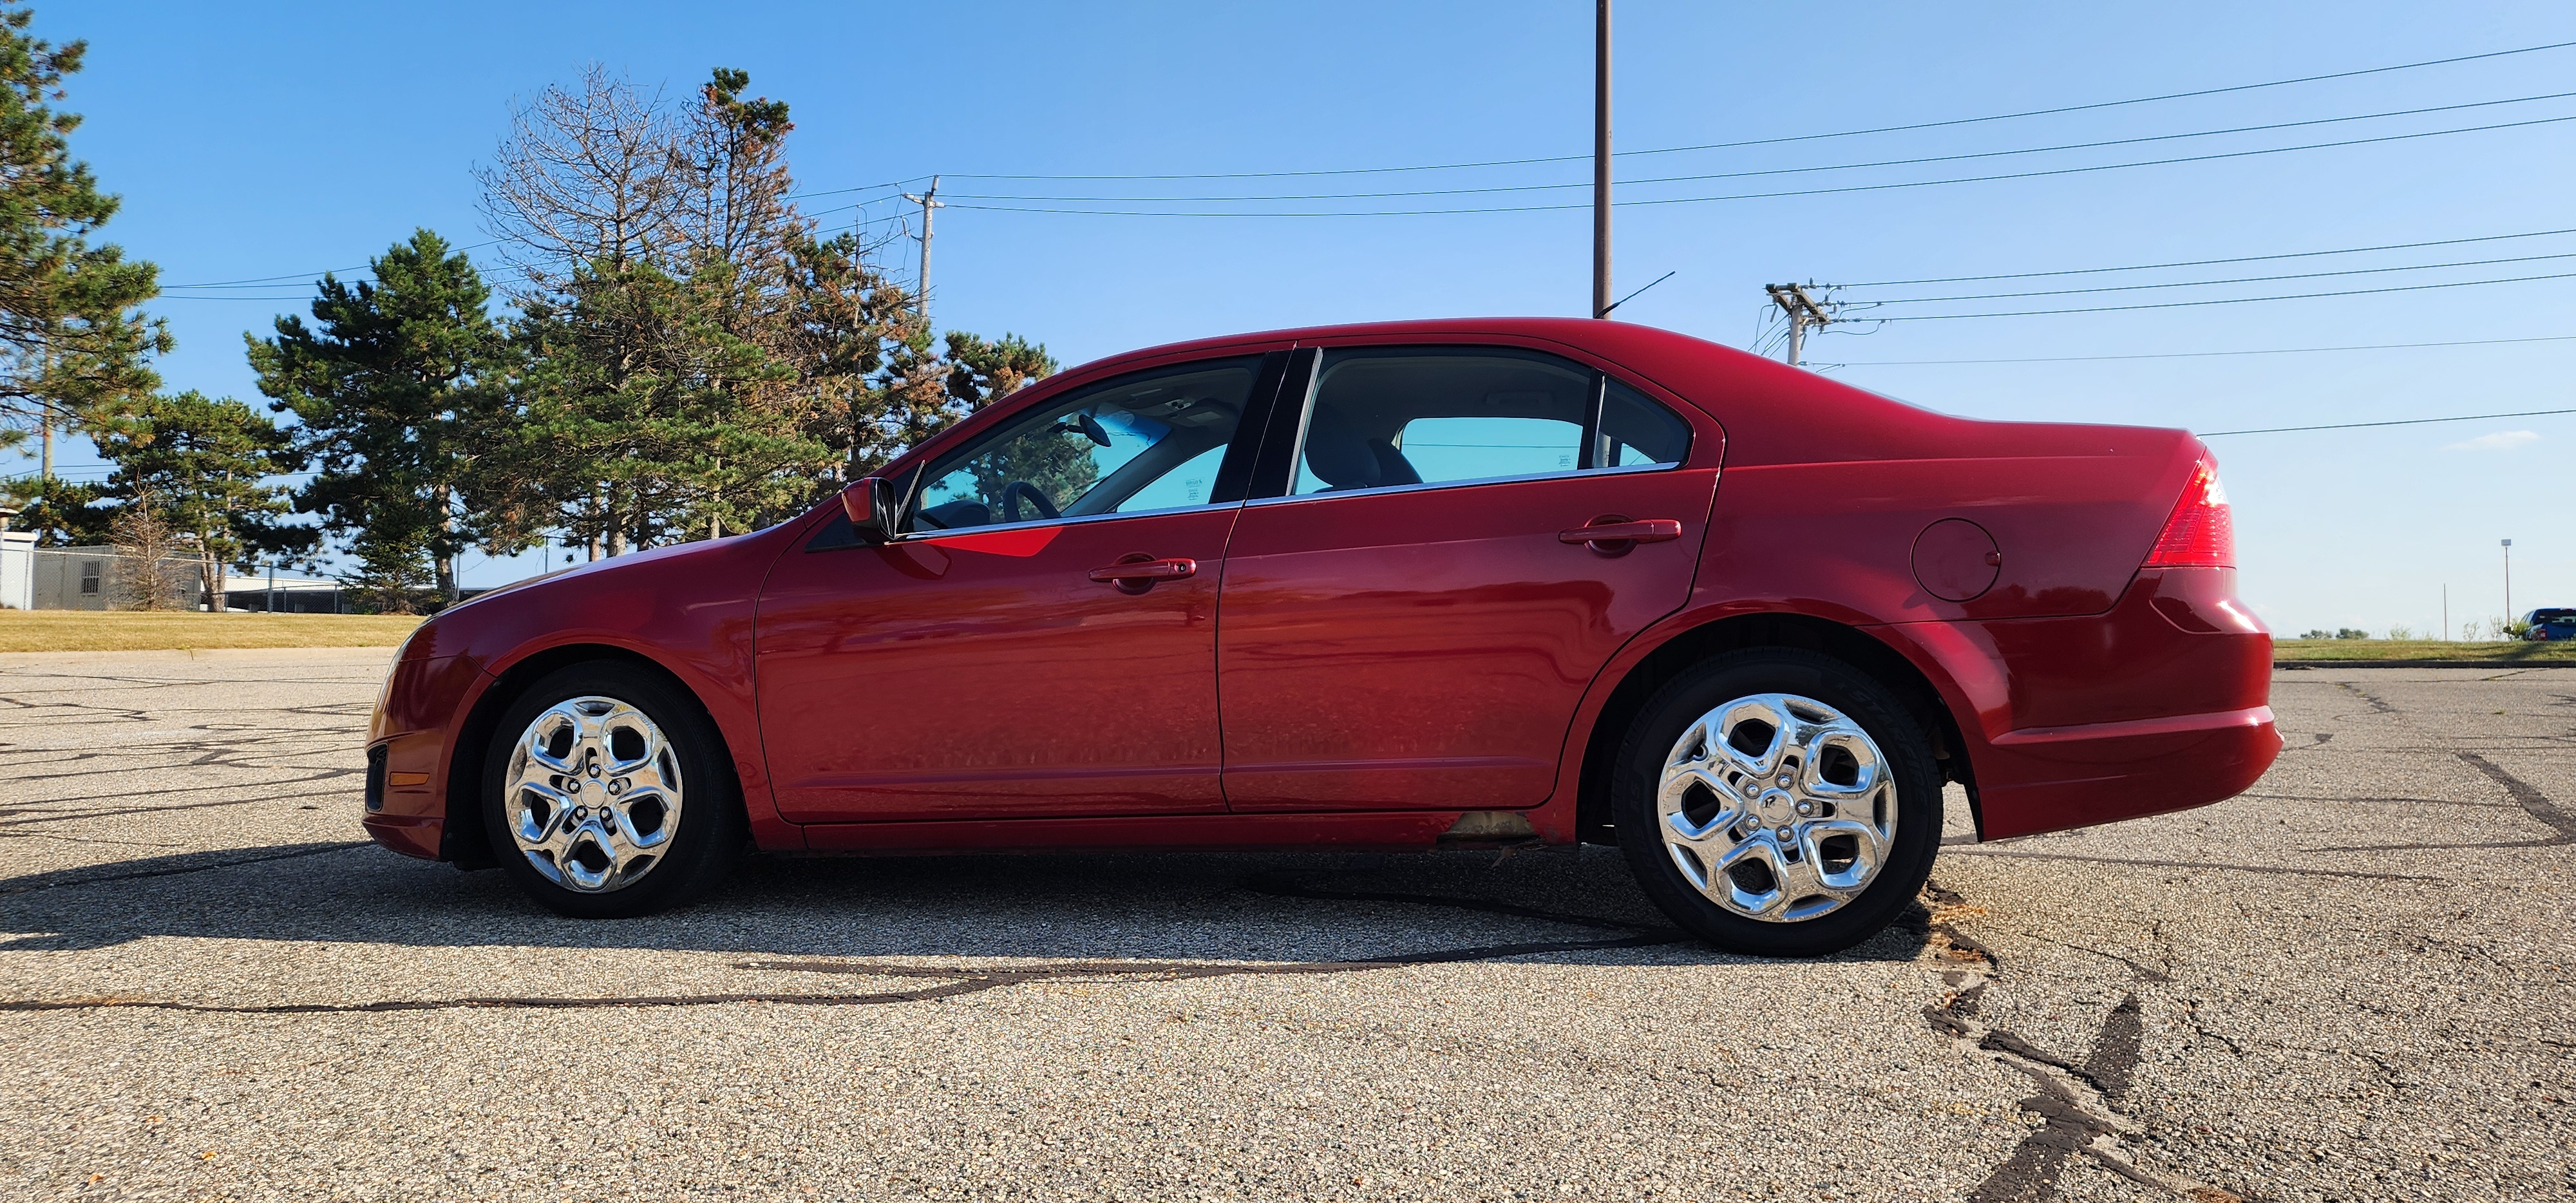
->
[1558,519,1683,547]
[1088,556,1197,590]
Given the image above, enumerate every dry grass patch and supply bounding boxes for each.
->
[2273,638,2576,663]
[0,611,423,653]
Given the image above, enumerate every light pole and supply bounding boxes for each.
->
[2501,538,2514,632]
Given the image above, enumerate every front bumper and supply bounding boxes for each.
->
[363,652,486,862]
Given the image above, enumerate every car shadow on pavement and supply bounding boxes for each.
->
[0,838,1938,969]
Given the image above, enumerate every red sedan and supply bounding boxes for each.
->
[365,319,2278,956]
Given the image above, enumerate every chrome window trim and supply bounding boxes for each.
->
[1244,460,1680,509]
[887,497,1247,544]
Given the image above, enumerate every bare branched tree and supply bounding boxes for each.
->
[476,64,679,295]
[108,492,187,611]
[469,63,1044,558]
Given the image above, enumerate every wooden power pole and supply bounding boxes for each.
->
[1765,283,1833,366]
[901,176,944,326]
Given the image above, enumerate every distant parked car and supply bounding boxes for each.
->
[363,318,2280,957]
[2524,609,2576,641]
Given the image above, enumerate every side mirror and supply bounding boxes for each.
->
[839,477,898,544]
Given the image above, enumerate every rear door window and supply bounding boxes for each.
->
[1287,346,1689,497]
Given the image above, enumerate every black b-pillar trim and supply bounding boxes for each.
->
[1240,346,1321,501]
[1579,372,1607,470]
[1208,348,1293,506]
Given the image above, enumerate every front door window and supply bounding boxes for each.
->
[913,359,1260,530]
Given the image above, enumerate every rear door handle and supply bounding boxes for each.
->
[1088,556,1197,592]
[1559,519,1683,548]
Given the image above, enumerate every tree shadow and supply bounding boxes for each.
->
[0,838,1936,970]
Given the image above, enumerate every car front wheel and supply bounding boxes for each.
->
[483,662,744,918]
[1613,649,1942,957]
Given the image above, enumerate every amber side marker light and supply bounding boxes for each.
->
[2143,456,2235,569]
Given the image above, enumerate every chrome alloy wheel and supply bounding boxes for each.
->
[503,696,685,893]
[1655,692,1898,923]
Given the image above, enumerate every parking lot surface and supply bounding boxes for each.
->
[0,649,2569,1202]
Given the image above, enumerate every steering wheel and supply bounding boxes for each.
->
[1001,480,1060,523]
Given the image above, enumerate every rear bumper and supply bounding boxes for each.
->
[1882,566,2280,840]
[1976,705,2281,837]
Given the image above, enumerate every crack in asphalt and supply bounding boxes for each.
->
[1923,882,2251,1203]
[1238,875,1665,934]
[2334,682,2397,715]
[0,872,1688,1014]
[2238,791,2512,811]
[0,842,372,896]
[2309,752,2571,852]
[1944,849,2443,883]
[0,786,355,829]
[0,934,1685,1016]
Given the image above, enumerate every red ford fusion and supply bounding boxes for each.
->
[364,318,2278,956]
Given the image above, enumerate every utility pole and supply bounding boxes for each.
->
[2442,583,2449,643]
[1765,283,1833,366]
[38,416,50,482]
[902,175,944,326]
[1591,0,1613,318]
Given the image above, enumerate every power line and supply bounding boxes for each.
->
[1862,269,2576,321]
[1848,249,2576,305]
[157,191,915,291]
[938,112,2576,218]
[158,239,511,290]
[932,39,2576,182]
[1835,334,2576,365]
[935,90,2576,204]
[2201,407,2576,436]
[1837,226,2576,287]
[786,175,929,200]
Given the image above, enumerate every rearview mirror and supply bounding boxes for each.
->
[839,477,898,543]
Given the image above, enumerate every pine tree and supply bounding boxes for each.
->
[0,5,168,459]
[336,533,435,614]
[86,390,308,611]
[484,68,846,551]
[943,332,1056,410]
[247,229,507,605]
[782,231,918,476]
[472,64,1055,551]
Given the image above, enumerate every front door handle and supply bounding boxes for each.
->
[1559,518,1682,554]
[1088,556,1197,594]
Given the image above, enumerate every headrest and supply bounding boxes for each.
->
[1302,404,1381,489]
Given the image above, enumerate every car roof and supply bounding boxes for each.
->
[1054,317,2194,469]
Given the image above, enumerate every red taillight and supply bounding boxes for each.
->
[2144,455,2234,568]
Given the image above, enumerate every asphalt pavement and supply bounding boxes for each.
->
[0,648,2568,1201]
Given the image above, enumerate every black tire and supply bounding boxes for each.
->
[1612,648,1940,957]
[482,661,745,918]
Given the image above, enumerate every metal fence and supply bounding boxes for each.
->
[0,542,343,612]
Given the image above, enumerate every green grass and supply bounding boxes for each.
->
[0,611,422,653]
[2273,638,2576,663]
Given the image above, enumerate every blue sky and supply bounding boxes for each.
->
[18,1,2573,634]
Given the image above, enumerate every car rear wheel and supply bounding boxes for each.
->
[483,662,744,918]
[1612,649,1940,957]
